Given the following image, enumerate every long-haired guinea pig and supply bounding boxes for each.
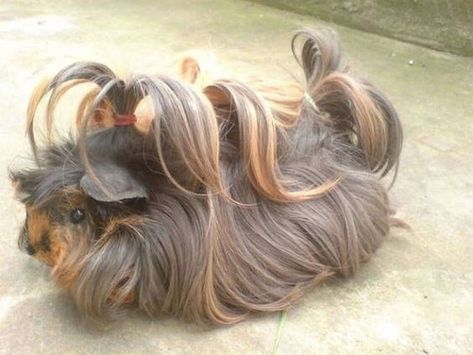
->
[10,29,402,325]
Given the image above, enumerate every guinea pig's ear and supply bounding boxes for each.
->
[80,163,148,202]
[9,169,42,203]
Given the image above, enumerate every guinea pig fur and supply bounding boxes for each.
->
[10,29,403,325]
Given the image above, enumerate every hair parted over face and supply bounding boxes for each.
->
[10,28,403,325]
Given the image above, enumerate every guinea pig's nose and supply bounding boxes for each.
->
[26,243,36,255]
[18,229,35,255]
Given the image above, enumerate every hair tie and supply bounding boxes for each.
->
[114,114,137,127]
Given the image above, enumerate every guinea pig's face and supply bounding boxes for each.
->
[10,145,150,291]
[9,134,154,318]
[19,192,92,267]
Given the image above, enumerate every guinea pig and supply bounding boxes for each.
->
[10,28,402,325]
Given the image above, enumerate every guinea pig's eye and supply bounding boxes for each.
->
[70,208,85,224]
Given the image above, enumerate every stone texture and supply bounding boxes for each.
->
[0,0,472,354]
[253,0,473,57]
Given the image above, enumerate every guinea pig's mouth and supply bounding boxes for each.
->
[25,243,36,256]
[17,227,58,268]
[18,227,35,256]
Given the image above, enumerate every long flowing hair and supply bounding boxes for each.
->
[19,28,402,325]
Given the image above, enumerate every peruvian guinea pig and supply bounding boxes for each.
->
[9,29,403,325]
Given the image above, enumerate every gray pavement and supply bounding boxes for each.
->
[0,1,472,354]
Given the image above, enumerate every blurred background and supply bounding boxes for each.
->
[0,1,472,354]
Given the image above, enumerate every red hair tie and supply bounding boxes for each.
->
[114,114,137,127]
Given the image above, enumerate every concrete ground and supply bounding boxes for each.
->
[0,0,472,354]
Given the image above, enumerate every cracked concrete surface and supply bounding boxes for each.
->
[0,0,472,354]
